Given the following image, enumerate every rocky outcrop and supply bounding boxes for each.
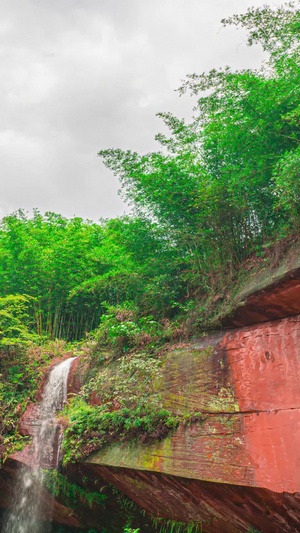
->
[83,314,300,531]
[223,266,300,327]
[4,251,300,532]
[80,258,300,532]
[74,464,300,533]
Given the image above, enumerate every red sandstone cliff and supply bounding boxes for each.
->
[3,256,300,532]
[82,262,300,532]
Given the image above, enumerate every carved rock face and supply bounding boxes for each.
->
[223,267,300,327]
[83,313,300,531]
[76,463,300,533]
[86,315,300,492]
[221,315,300,493]
[5,269,300,531]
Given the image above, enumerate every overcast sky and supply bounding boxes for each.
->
[1,0,276,221]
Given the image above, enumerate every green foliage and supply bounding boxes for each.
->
[0,292,43,459]
[80,350,162,409]
[0,294,38,355]
[99,2,300,292]
[274,145,300,222]
[44,469,107,509]
[72,216,186,319]
[90,302,166,356]
[221,2,299,59]
[150,517,202,533]
[0,340,79,462]
[0,211,107,340]
[62,397,180,464]
[0,211,186,343]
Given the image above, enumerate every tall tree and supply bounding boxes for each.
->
[99,2,300,287]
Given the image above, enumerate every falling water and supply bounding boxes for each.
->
[3,357,75,533]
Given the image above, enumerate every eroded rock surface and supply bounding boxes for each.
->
[4,265,300,532]
[74,463,300,533]
[84,313,300,531]
[223,267,300,327]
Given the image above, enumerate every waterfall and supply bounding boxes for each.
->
[3,357,75,533]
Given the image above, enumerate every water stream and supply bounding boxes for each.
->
[3,357,75,533]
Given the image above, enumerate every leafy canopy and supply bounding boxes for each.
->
[99,2,300,284]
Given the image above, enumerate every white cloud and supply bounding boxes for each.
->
[0,0,274,221]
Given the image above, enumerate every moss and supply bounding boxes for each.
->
[61,401,180,464]
[110,487,203,533]
[206,387,239,413]
[180,234,300,332]
[44,470,108,509]
[149,517,203,533]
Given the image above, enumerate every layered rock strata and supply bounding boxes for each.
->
[3,259,300,531]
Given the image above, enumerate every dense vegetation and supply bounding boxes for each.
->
[0,212,186,341]
[100,2,299,290]
[0,3,299,531]
[0,3,299,351]
[1,0,299,448]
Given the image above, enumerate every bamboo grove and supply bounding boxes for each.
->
[0,2,299,346]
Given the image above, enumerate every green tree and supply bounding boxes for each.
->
[0,294,36,356]
[99,2,300,291]
[0,211,107,339]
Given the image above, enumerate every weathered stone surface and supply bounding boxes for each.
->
[223,315,300,411]
[223,266,300,327]
[78,464,300,533]
[223,315,300,493]
[5,265,300,531]
[87,315,300,493]
[19,403,40,437]
[156,332,238,414]
[83,311,300,530]
[87,416,253,486]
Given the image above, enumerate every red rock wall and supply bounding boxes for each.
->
[222,266,300,327]
[6,277,300,531]
[76,463,300,533]
[223,314,300,493]
[83,312,300,531]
